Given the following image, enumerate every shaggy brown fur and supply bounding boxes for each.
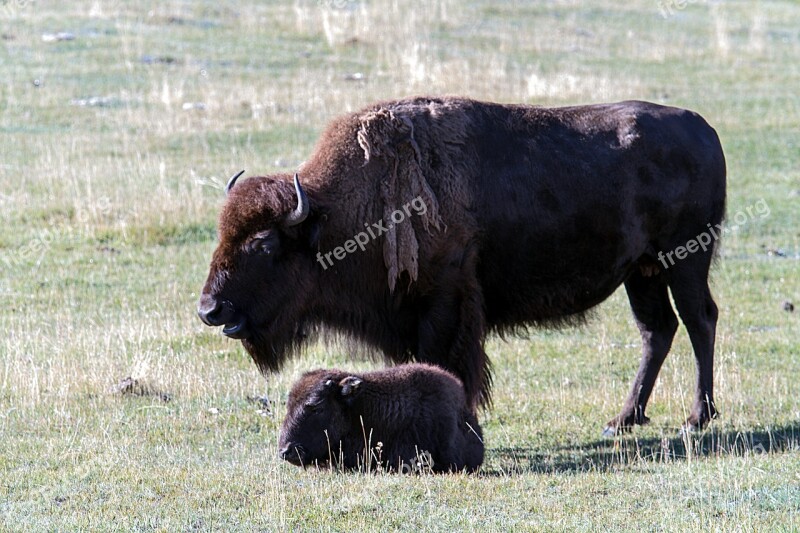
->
[278,363,484,472]
[198,96,726,435]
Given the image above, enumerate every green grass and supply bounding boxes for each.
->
[1,0,799,530]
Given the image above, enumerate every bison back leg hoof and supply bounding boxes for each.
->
[602,411,651,438]
[680,403,718,434]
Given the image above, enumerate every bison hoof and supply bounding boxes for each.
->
[602,412,650,438]
[601,425,620,438]
[680,406,718,435]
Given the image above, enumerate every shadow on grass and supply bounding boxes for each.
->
[482,422,800,476]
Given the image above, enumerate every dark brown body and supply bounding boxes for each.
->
[278,363,484,472]
[198,96,726,435]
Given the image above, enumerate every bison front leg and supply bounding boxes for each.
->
[603,272,678,437]
[417,247,491,410]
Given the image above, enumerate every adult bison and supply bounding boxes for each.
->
[198,96,726,435]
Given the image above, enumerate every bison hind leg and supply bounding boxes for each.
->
[666,255,719,432]
[603,269,679,437]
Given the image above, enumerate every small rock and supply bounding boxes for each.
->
[42,32,75,42]
[70,96,118,108]
[207,407,220,415]
[111,377,171,402]
[246,394,271,409]
[747,325,778,333]
[140,55,180,65]
[766,248,787,257]
[344,72,365,81]
[784,301,795,312]
[322,0,358,11]
[182,102,206,111]
[248,395,272,416]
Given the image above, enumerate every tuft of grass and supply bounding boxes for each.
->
[1,0,799,530]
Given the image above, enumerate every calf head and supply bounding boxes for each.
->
[278,370,363,466]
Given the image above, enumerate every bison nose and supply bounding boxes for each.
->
[197,295,232,327]
[279,443,307,465]
[198,295,249,339]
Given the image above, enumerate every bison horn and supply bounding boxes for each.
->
[225,170,245,196]
[284,173,309,227]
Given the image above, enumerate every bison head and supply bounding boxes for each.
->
[197,172,323,371]
[278,369,362,466]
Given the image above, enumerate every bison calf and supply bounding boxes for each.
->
[278,363,484,473]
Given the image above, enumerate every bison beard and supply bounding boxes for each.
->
[199,96,726,435]
[240,320,304,373]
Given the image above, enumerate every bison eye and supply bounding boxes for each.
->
[247,233,278,256]
[253,239,273,255]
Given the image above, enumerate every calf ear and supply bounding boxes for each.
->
[338,376,362,401]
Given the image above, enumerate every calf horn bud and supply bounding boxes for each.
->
[284,173,309,226]
[225,170,245,196]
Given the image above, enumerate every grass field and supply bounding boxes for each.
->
[1,0,799,530]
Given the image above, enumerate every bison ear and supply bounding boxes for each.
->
[284,210,326,251]
[338,376,362,401]
[306,213,326,249]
